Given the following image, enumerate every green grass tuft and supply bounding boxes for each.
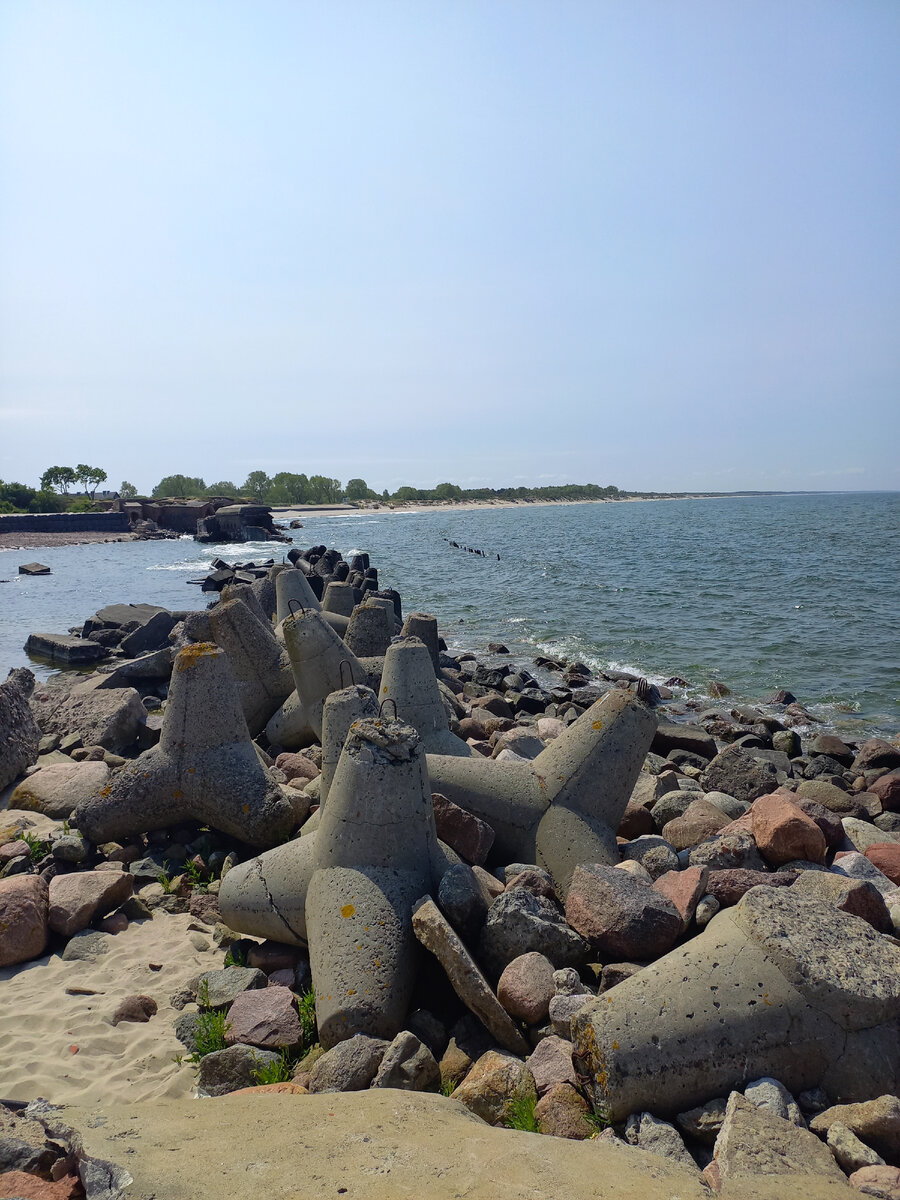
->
[503,1093,540,1133]
[251,1050,294,1086]
[188,1010,230,1059]
[297,987,317,1052]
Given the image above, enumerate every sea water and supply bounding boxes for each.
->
[1,493,897,740]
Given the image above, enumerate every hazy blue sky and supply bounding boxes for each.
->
[1,1,898,494]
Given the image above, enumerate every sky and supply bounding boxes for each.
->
[1,1,898,495]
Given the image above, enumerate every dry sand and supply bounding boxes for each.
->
[0,904,221,1106]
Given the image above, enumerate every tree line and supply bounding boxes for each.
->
[144,473,623,505]
[0,467,624,515]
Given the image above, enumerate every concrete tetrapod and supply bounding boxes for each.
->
[306,718,440,1047]
[208,598,294,736]
[319,684,380,805]
[280,607,369,739]
[219,581,272,629]
[380,636,471,758]
[343,603,394,658]
[572,886,900,1122]
[274,568,349,639]
[321,581,357,618]
[74,644,294,848]
[400,612,440,672]
[426,688,656,894]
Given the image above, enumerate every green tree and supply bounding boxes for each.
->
[204,480,239,497]
[393,486,421,502]
[151,474,207,498]
[344,478,371,501]
[119,481,138,498]
[40,465,77,495]
[75,464,108,499]
[268,472,310,504]
[434,482,462,500]
[307,475,342,504]
[242,471,272,502]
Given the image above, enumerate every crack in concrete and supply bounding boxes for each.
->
[253,857,307,945]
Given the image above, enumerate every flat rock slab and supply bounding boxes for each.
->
[11,761,109,819]
[18,562,51,575]
[25,634,107,664]
[715,1091,846,1185]
[64,1091,860,1199]
[412,897,529,1055]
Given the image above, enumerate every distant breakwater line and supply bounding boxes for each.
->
[0,512,130,535]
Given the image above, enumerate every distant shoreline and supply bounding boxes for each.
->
[274,492,796,520]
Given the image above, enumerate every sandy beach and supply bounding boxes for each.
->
[0,805,221,1107]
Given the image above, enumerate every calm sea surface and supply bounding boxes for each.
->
[1,493,898,740]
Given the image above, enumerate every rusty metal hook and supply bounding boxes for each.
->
[339,659,356,688]
[287,598,307,617]
[379,698,397,720]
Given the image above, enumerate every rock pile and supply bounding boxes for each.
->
[3,544,900,1195]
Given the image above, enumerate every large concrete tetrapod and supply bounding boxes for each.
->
[208,597,294,736]
[306,718,439,1047]
[219,581,271,629]
[274,569,350,639]
[74,644,294,847]
[343,602,393,658]
[534,688,656,896]
[321,581,357,617]
[319,684,379,805]
[573,887,900,1121]
[400,612,440,671]
[280,608,368,739]
[215,831,318,946]
[426,689,656,894]
[380,636,470,757]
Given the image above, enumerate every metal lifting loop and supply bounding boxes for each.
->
[339,659,356,688]
[287,598,307,617]
[379,698,397,719]
[636,677,651,701]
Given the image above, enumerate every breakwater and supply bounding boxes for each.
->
[0,511,130,534]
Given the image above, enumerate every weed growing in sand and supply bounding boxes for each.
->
[297,988,317,1052]
[251,1050,294,1086]
[157,868,176,894]
[503,1094,540,1134]
[223,945,247,968]
[16,831,51,863]
[440,1077,458,1097]
[183,857,210,892]
[189,1010,230,1059]
[196,977,211,1009]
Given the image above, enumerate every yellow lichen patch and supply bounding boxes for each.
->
[341,904,355,918]
[242,804,250,814]
[172,790,182,800]
[98,785,112,798]
[176,642,218,672]
[592,720,604,730]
